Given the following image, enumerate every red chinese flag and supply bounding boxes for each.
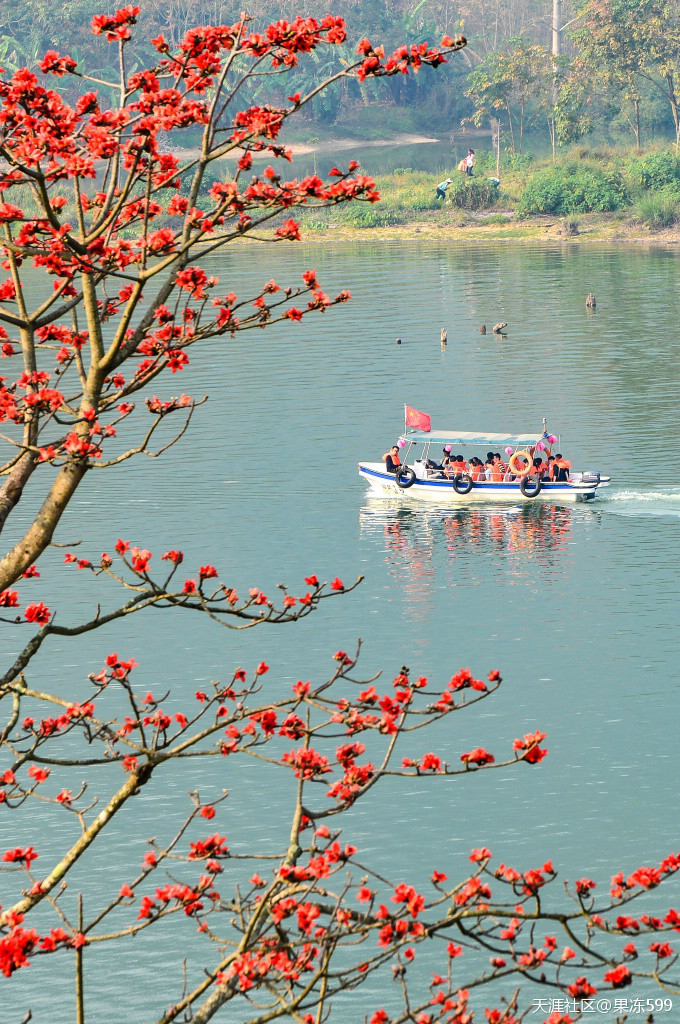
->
[404,406,431,432]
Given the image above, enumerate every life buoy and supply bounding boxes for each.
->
[520,475,542,498]
[453,472,473,495]
[508,450,531,478]
[395,466,416,489]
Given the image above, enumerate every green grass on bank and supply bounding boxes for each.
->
[296,144,680,233]
[4,141,679,241]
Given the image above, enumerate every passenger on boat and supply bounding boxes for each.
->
[488,458,503,483]
[529,457,544,477]
[546,455,556,480]
[382,446,401,473]
[470,457,485,481]
[553,454,571,481]
[508,456,529,480]
[493,453,509,478]
[444,454,469,479]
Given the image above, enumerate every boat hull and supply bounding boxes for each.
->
[358,463,605,503]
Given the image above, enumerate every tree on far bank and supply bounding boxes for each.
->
[465,38,559,154]
[2,8,680,1024]
[572,0,680,148]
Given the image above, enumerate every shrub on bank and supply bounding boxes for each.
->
[633,190,680,229]
[446,176,498,210]
[625,151,680,191]
[517,162,628,216]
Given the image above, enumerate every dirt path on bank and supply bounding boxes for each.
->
[283,132,440,156]
[171,132,441,162]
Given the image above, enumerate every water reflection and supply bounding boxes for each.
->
[360,502,579,612]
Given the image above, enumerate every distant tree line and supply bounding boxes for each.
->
[1,0,679,148]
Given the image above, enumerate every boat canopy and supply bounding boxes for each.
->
[403,430,546,446]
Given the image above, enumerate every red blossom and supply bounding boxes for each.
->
[460,747,494,767]
[161,549,183,563]
[23,602,51,625]
[603,964,632,988]
[568,977,597,998]
[2,846,39,866]
[39,51,77,76]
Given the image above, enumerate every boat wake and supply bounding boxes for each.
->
[599,487,680,518]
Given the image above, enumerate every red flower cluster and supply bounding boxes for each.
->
[0,919,40,977]
[2,846,39,866]
[460,747,495,767]
[282,746,330,779]
[513,730,548,764]
[91,5,140,41]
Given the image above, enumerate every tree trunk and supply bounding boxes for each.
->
[548,116,556,163]
[0,460,88,590]
[0,452,38,536]
[491,117,501,178]
[666,73,680,149]
[552,0,562,58]
[505,104,516,153]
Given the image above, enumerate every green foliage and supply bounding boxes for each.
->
[633,190,680,229]
[517,162,628,216]
[480,213,513,225]
[505,151,535,171]
[624,151,680,190]
[343,170,442,223]
[446,176,498,210]
[341,204,400,228]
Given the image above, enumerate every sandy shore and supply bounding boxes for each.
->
[291,212,680,246]
[171,132,440,162]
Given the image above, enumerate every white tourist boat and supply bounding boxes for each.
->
[358,422,611,504]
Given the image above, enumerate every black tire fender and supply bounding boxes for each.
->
[453,472,473,495]
[520,475,542,498]
[396,466,416,489]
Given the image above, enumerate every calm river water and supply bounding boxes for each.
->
[4,242,680,1021]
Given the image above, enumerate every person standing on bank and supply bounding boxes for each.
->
[465,149,475,176]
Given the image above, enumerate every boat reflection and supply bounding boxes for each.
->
[358,502,600,613]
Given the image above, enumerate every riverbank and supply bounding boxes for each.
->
[291,209,680,245]
[287,150,680,245]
